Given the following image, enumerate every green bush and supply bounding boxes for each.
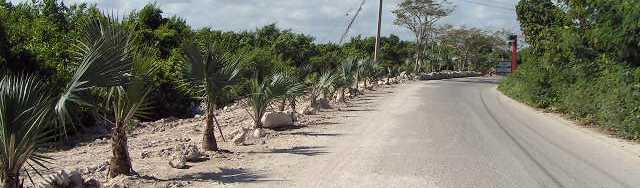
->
[500,56,640,139]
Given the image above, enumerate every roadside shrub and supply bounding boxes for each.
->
[499,59,553,108]
[503,0,640,140]
[500,57,640,139]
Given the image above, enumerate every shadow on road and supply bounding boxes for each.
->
[348,101,373,107]
[248,146,329,156]
[343,108,376,112]
[287,131,344,137]
[316,121,341,125]
[137,168,284,184]
[444,78,501,85]
[271,125,306,131]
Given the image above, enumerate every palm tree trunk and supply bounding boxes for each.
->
[289,98,297,113]
[310,96,319,110]
[279,98,286,111]
[415,34,422,73]
[254,115,263,128]
[354,78,359,91]
[109,122,132,178]
[3,171,20,188]
[253,104,264,128]
[203,109,219,151]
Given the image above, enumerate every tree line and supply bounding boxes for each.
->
[393,0,510,74]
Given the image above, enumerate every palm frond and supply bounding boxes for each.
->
[56,16,132,130]
[182,41,241,109]
[308,71,337,99]
[270,71,305,99]
[108,43,159,125]
[0,74,54,185]
[337,58,357,88]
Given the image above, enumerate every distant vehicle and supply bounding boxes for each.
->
[496,61,512,75]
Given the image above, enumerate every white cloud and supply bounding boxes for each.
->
[8,0,521,43]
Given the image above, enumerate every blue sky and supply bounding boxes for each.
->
[9,0,521,43]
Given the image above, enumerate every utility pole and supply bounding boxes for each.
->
[373,0,383,63]
[509,34,518,73]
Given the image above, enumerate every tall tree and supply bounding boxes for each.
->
[516,0,567,51]
[393,0,452,73]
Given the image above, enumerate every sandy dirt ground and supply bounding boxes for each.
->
[32,79,405,188]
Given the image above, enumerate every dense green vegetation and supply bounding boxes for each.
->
[500,0,640,139]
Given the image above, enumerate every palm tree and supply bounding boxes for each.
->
[247,80,270,128]
[371,63,385,85]
[0,17,138,185]
[336,59,356,102]
[271,66,305,112]
[56,17,155,178]
[356,59,372,90]
[386,66,399,83]
[0,74,55,188]
[103,46,157,178]
[247,72,304,128]
[307,71,337,112]
[358,59,383,90]
[182,42,240,151]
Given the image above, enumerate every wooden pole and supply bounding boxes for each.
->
[510,35,518,73]
[374,0,383,63]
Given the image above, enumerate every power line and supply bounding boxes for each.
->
[463,0,516,10]
[459,0,515,11]
[457,0,516,12]
[339,0,366,44]
[478,0,515,6]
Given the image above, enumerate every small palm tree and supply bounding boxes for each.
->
[358,60,383,90]
[386,66,397,83]
[0,74,55,188]
[355,59,371,90]
[55,17,144,178]
[371,63,385,85]
[271,67,305,112]
[247,80,270,128]
[247,72,304,128]
[336,59,356,102]
[102,46,157,178]
[182,42,240,151]
[307,71,337,111]
[0,16,139,185]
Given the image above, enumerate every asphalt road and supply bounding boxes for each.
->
[291,77,640,188]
